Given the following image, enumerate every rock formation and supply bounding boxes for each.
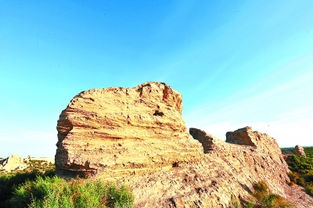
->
[0,155,54,173]
[55,82,313,207]
[295,145,306,157]
[121,127,313,208]
[226,126,282,154]
[56,82,202,178]
[0,154,28,172]
[189,128,223,153]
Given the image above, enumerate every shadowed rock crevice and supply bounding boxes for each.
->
[153,110,164,116]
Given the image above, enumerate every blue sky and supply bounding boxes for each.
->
[1,0,313,157]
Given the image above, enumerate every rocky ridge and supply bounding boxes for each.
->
[55,82,313,208]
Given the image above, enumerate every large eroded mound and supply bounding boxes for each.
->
[56,82,202,178]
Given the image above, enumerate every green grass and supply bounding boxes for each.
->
[0,169,134,208]
[0,169,55,207]
[286,155,313,174]
[304,147,313,158]
[283,147,313,199]
[9,176,133,208]
[241,181,294,208]
[305,184,313,196]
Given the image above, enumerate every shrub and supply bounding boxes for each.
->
[305,184,313,197]
[242,181,294,208]
[304,147,313,158]
[261,194,292,208]
[286,155,313,174]
[252,181,269,201]
[285,154,313,191]
[0,169,55,207]
[9,176,134,208]
[304,171,313,183]
[287,172,298,184]
[106,185,134,208]
[296,177,305,186]
[230,194,242,208]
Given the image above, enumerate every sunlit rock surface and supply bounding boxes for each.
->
[55,82,313,208]
[55,82,203,178]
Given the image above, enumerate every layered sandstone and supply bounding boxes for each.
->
[121,127,309,207]
[55,82,313,207]
[226,126,282,153]
[55,82,203,178]
[189,128,224,153]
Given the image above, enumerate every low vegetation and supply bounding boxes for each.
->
[305,147,313,158]
[239,181,294,208]
[0,169,55,207]
[283,147,313,197]
[0,168,134,208]
[25,159,55,173]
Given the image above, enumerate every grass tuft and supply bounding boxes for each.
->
[241,181,294,208]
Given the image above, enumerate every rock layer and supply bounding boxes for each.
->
[55,82,202,178]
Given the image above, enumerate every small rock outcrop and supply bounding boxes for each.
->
[0,155,54,173]
[0,154,28,172]
[55,82,203,178]
[189,128,224,153]
[295,145,306,157]
[226,126,257,146]
[226,126,283,155]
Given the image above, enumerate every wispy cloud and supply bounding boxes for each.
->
[185,68,313,147]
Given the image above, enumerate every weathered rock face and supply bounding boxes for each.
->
[226,126,283,155]
[189,128,223,153]
[190,127,289,193]
[55,82,203,178]
[55,82,312,208]
[122,127,308,208]
[295,145,306,157]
